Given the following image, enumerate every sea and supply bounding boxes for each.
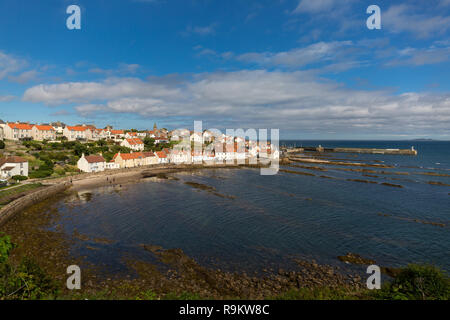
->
[39,140,450,276]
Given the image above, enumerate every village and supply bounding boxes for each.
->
[0,120,279,182]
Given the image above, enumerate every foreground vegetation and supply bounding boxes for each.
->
[0,233,448,300]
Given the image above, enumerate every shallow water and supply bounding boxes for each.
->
[35,141,450,275]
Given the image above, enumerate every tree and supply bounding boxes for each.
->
[143,137,155,150]
[73,143,89,157]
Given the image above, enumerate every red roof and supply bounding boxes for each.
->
[156,151,167,158]
[111,130,124,134]
[126,138,143,145]
[0,156,27,166]
[34,125,54,131]
[143,151,156,157]
[67,126,89,132]
[84,155,105,163]
[8,123,33,130]
[113,152,155,160]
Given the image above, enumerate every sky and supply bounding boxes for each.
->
[0,0,449,139]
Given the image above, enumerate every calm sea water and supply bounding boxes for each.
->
[50,141,449,275]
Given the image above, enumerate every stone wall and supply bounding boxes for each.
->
[0,182,71,227]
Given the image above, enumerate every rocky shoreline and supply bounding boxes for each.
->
[0,190,368,300]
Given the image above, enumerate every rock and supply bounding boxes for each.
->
[337,252,376,265]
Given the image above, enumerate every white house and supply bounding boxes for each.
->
[154,135,169,144]
[169,150,191,164]
[125,131,139,139]
[105,161,120,170]
[77,154,106,173]
[50,122,65,135]
[234,142,246,162]
[111,130,125,141]
[190,132,203,144]
[170,129,190,141]
[0,156,29,178]
[191,150,203,164]
[121,138,144,151]
[203,130,214,143]
[214,143,235,162]
[203,150,215,162]
[0,121,4,140]
[155,151,169,164]
[91,129,105,141]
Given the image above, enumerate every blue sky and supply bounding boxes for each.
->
[0,0,449,139]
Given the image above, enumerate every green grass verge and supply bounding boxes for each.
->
[0,183,43,204]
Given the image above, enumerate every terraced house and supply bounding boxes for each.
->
[31,124,56,141]
[3,123,33,140]
[63,125,93,141]
[113,151,158,168]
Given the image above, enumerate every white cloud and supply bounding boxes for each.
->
[237,41,355,68]
[23,77,179,105]
[0,95,15,102]
[22,70,450,137]
[89,63,141,76]
[383,4,450,38]
[387,45,450,66]
[183,24,217,36]
[8,69,40,84]
[0,51,26,80]
[292,0,355,14]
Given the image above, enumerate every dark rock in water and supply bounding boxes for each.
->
[347,178,377,184]
[380,266,402,278]
[185,181,216,192]
[377,212,391,217]
[381,182,403,188]
[428,181,450,187]
[337,253,376,265]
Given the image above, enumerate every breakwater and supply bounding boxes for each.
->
[0,182,72,227]
[283,145,418,155]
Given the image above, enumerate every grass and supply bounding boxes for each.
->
[270,287,371,300]
[0,183,43,205]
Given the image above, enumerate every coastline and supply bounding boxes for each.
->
[0,161,368,299]
[1,159,448,299]
[67,163,262,191]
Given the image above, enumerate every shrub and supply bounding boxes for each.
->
[0,140,5,149]
[29,170,53,179]
[12,175,28,181]
[375,264,450,300]
[22,141,42,150]
[0,233,58,299]
[54,167,66,176]
[0,233,15,264]
[68,156,79,166]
